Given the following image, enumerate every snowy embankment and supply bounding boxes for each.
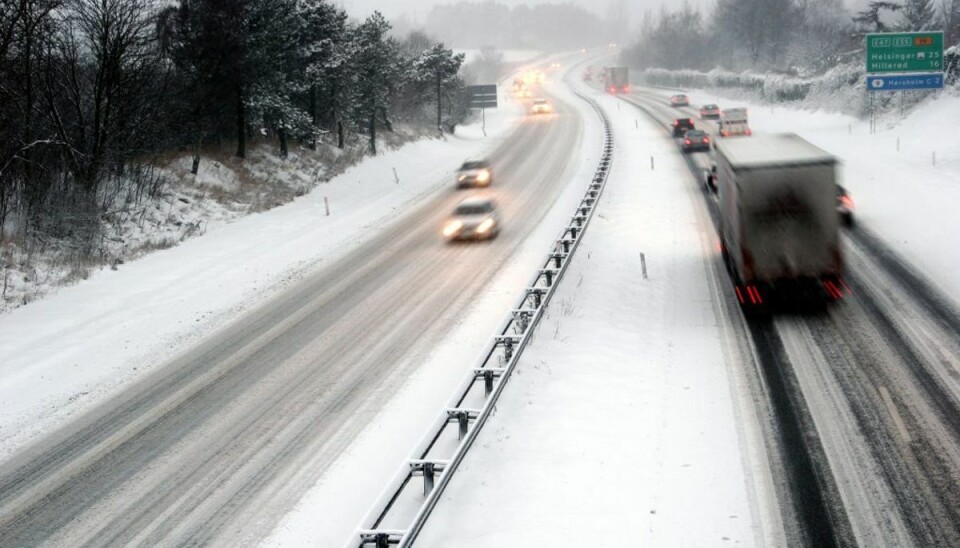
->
[409,74,777,547]
[0,87,527,464]
[673,88,960,309]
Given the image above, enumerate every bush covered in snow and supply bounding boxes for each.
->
[637,58,958,117]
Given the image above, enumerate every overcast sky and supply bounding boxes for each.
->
[342,0,866,27]
[341,0,714,23]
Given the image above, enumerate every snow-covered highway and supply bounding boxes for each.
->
[0,64,591,546]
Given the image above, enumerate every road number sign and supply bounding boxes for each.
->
[866,73,944,91]
[866,32,944,73]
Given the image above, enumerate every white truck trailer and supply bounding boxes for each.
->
[718,107,751,137]
[715,134,844,308]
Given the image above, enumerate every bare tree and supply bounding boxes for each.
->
[941,0,960,44]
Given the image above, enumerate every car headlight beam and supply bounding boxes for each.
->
[443,220,463,238]
[476,218,495,234]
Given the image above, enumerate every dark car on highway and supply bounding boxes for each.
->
[672,118,695,137]
[700,104,721,119]
[836,184,855,227]
[681,129,711,152]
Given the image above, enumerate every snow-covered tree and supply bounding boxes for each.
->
[853,1,903,32]
[901,0,939,29]
[351,12,399,154]
[299,0,350,147]
[414,43,464,133]
[943,0,960,45]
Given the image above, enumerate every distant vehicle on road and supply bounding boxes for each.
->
[670,94,689,107]
[719,108,751,137]
[456,159,493,188]
[531,98,552,114]
[681,129,711,152]
[836,184,855,227]
[442,197,501,241]
[700,104,721,119]
[672,117,695,137]
[603,66,629,94]
[715,134,844,309]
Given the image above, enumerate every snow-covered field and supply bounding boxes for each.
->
[0,87,525,464]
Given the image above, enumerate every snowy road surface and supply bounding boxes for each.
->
[0,74,585,545]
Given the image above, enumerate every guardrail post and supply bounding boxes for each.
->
[422,462,435,496]
[483,369,495,396]
[457,412,469,439]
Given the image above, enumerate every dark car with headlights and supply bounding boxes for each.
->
[456,159,493,188]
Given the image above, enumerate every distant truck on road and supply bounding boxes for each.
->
[718,107,751,137]
[603,66,629,94]
[715,134,845,309]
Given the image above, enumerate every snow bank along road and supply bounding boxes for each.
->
[625,88,960,547]
[0,85,583,544]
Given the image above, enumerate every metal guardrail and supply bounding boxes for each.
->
[350,87,614,548]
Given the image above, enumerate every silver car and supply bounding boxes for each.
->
[442,197,501,241]
[456,159,493,188]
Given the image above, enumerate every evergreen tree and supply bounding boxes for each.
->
[351,12,398,155]
[414,43,464,134]
[298,0,349,147]
[244,0,309,158]
[901,0,938,29]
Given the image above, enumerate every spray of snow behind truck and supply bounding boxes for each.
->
[715,133,845,309]
[603,66,629,94]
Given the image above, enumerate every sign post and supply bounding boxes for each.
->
[466,84,498,137]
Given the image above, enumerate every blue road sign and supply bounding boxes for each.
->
[866,73,944,91]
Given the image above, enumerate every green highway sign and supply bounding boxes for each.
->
[866,31,944,73]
